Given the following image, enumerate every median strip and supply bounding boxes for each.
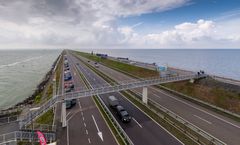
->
[74,60,132,145]
[73,51,226,145]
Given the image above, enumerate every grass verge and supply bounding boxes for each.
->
[74,50,240,121]
[76,63,127,145]
[35,109,54,125]
[73,50,159,78]
[74,54,199,145]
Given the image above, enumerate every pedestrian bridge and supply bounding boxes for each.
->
[19,73,206,128]
[62,74,205,101]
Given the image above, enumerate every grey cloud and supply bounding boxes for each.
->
[0,0,192,48]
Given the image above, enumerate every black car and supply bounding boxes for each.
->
[65,100,72,109]
[65,99,77,109]
[116,105,131,123]
[71,99,77,106]
[64,67,70,71]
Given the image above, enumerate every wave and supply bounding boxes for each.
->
[0,56,43,69]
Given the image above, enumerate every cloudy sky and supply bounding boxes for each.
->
[0,0,240,49]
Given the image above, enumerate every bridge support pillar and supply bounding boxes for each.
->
[61,102,67,128]
[142,87,148,104]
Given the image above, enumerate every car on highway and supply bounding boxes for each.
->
[65,86,74,93]
[108,96,119,108]
[64,81,74,89]
[65,100,72,109]
[115,105,131,123]
[64,63,69,68]
[64,73,72,81]
[71,99,77,106]
[95,64,99,68]
[94,62,99,68]
[65,99,77,109]
[64,67,70,71]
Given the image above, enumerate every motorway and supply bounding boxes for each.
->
[69,53,183,145]
[73,52,240,145]
[55,53,117,145]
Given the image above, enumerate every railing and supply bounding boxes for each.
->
[131,90,226,145]
[149,98,226,145]
[0,131,55,145]
[19,74,204,128]
[60,74,206,100]
[19,97,59,128]
[0,106,22,116]
[0,115,19,126]
[20,123,56,132]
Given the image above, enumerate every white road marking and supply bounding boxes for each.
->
[81,112,84,116]
[92,115,104,141]
[194,115,212,124]
[67,122,70,145]
[151,87,240,129]
[88,138,91,144]
[132,117,143,128]
[84,123,87,127]
[66,112,71,118]
[152,93,161,98]
[82,117,85,121]
[78,101,82,109]
[86,129,88,135]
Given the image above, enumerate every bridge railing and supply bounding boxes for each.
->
[0,115,19,126]
[60,74,206,100]
[19,74,205,128]
[20,123,56,132]
[19,96,59,128]
[0,131,55,144]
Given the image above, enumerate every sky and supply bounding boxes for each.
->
[0,0,239,49]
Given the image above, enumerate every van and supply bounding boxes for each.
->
[108,96,119,108]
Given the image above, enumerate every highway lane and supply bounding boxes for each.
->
[70,54,183,145]
[58,53,118,145]
[74,53,240,145]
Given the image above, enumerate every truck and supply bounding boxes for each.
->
[107,96,119,108]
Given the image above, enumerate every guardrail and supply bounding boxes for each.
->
[19,97,59,129]
[210,75,240,86]
[95,95,134,145]
[158,85,240,119]
[20,123,56,132]
[0,131,55,145]
[13,67,203,129]
[75,55,226,145]
[59,74,207,101]
[130,91,226,145]
[0,115,19,126]
[73,56,134,145]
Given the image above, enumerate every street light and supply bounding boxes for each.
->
[29,107,40,145]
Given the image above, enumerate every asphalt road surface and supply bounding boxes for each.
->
[74,53,240,145]
[69,53,183,145]
[55,53,117,145]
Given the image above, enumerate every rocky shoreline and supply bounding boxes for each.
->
[0,54,61,116]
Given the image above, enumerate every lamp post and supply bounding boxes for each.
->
[29,107,40,145]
